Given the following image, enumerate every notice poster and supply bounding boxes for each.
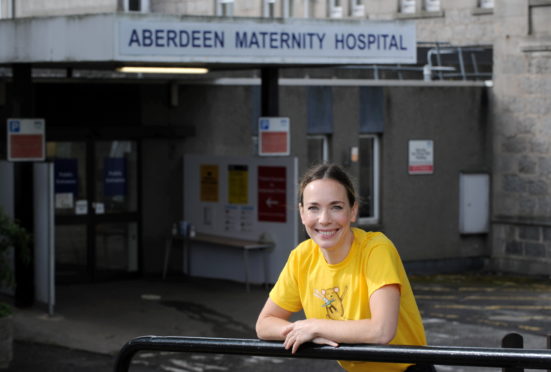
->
[258,166,287,222]
[408,140,434,175]
[104,157,127,197]
[54,158,78,197]
[200,164,219,202]
[228,164,248,204]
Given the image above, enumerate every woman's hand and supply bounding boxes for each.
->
[282,319,339,354]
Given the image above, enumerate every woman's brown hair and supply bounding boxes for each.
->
[298,163,357,206]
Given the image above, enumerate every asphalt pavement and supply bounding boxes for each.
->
[4,272,551,372]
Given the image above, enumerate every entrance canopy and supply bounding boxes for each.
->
[0,14,416,69]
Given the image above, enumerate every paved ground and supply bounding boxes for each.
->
[3,272,551,372]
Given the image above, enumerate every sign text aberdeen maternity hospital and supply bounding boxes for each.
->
[118,19,416,64]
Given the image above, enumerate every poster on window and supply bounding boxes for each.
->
[104,157,127,197]
[408,140,434,175]
[54,158,78,209]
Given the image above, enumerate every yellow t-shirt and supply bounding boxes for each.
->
[270,228,427,372]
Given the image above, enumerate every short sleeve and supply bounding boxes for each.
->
[365,236,404,298]
[269,250,303,313]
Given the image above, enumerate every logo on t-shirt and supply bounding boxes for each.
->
[313,287,347,320]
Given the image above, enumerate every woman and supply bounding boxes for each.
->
[256,164,431,372]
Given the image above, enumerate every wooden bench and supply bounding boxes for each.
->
[163,232,273,291]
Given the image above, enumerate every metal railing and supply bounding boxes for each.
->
[114,335,551,372]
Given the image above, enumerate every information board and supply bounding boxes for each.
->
[184,154,298,284]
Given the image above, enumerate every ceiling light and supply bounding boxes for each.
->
[117,66,208,74]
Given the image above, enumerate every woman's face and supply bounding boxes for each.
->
[299,178,358,252]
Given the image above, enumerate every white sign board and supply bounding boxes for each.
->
[258,117,290,156]
[7,118,45,162]
[118,18,416,64]
[408,140,434,175]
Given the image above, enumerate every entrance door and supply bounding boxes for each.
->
[48,140,140,282]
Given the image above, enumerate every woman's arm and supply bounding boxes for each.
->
[282,284,401,353]
[256,297,340,349]
[256,298,294,340]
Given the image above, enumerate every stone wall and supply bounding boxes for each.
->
[490,0,551,275]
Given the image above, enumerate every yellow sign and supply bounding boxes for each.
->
[228,165,248,204]
[200,164,219,202]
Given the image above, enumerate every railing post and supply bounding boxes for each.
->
[502,333,524,372]
[547,334,551,372]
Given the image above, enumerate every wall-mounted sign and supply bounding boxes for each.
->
[200,164,219,202]
[228,164,248,204]
[258,117,290,156]
[408,140,434,175]
[7,118,45,161]
[258,166,287,222]
[118,19,416,65]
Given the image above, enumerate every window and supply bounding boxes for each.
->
[350,0,364,17]
[306,135,330,166]
[282,0,294,18]
[263,0,276,17]
[216,0,234,16]
[400,0,416,13]
[0,0,13,18]
[122,0,150,12]
[357,135,380,225]
[424,0,440,12]
[328,0,343,18]
[480,0,494,8]
[304,0,315,18]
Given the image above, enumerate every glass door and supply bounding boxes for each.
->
[94,141,139,277]
[48,140,140,282]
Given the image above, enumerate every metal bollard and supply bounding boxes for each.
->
[502,333,524,372]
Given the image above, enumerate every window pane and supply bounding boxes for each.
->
[129,0,141,11]
[307,137,324,166]
[359,137,374,218]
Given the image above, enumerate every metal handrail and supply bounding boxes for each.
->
[114,336,551,372]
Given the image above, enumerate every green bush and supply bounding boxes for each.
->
[0,207,31,316]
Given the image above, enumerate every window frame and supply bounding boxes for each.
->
[357,134,380,226]
[263,0,276,18]
[216,0,235,16]
[0,0,13,19]
[306,134,330,165]
[122,0,150,12]
[328,0,343,18]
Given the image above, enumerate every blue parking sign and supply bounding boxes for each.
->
[8,120,20,133]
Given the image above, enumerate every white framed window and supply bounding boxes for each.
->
[424,0,440,12]
[0,0,13,18]
[306,135,330,166]
[263,0,276,17]
[123,0,150,12]
[216,0,234,16]
[328,0,343,18]
[350,0,364,17]
[282,0,294,18]
[357,135,380,225]
[480,0,494,8]
[400,0,416,13]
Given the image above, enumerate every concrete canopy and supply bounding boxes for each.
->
[0,13,416,70]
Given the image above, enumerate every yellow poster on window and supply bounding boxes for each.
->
[200,164,219,202]
[228,165,248,204]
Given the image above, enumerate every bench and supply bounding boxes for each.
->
[163,232,273,291]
